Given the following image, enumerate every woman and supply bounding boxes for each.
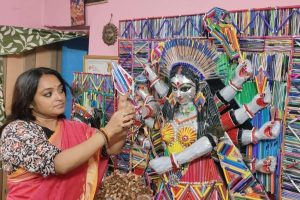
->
[136,39,281,199]
[0,67,135,200]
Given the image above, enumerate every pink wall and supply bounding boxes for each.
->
[85,0,300,56]
[1,0,300,56]
[0,0,44,27]
[44,0,70,26]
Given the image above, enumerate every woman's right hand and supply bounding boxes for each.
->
[118,92,134,110]
[104,108,135,140]
[104,93,135,140]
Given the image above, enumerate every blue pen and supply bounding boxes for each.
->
[113,69,125,92]
[234,176,253,193]
[112,64,128,93]
[228,175,243,190]
[223,157,247,170]
[221,143,230,155]
[113,65,128,91]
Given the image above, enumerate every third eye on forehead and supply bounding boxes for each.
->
[171,82,194,90]
[171,75,195,87]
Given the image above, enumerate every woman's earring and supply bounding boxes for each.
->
[29,105,33,109]
[168,93,176,106]
[194,92,206,112]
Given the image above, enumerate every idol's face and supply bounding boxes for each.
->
[170,74,196,105]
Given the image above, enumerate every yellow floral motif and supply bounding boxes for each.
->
[177,127,197,147]
[161,123,174,144]
[167,141,185,154]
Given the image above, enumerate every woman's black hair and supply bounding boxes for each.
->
[0,67,72,134]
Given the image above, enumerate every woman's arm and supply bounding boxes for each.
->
[106,130,128,155]
[55,95,135,174]
[105,93,135,155]
[54,131,107,174]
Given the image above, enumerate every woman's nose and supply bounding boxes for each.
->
[174,90,181,98]
[55,91,65,100]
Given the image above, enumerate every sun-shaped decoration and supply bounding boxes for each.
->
[177,127,197,147]
[102,22,118,46]
[161,123,174,144]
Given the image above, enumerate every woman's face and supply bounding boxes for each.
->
[170,74,196,105]
[31,74,66,119]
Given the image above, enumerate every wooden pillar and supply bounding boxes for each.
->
[0,163,7,200]
[0,57,7,200]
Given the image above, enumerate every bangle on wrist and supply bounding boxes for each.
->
[229,80,242,91]
[101,145,109,158]
[251,127,257,144]
[99,128,110,146]
[170,153,180,172]
[249,158,257,173]
[150,77,159,87]
[243,104,254,118]
[98,131,108,146]
[204,134,217,148]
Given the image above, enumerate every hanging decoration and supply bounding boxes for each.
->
[102,14,118,46]
[70,0,85,26]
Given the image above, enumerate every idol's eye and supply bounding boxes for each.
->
[172,85,178,91]
[180,86,191,92]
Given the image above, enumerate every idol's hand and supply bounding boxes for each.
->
[143,64,159,83]
[142,64,169,98]
[136,134,151,150]
[231,59,253,88]
[255,156,277,173]
[149,134,216,174]
[149,156,173,174]
[247,84,271,115]
[255,121,281,141]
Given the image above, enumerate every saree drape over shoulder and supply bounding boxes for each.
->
[1,119,108,200]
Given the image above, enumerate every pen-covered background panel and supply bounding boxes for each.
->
[117,6,300,200]
[71,72,114,128]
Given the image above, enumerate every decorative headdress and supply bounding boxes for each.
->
[159,38,220,80]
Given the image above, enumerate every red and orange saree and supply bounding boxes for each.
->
[6,119,108,200]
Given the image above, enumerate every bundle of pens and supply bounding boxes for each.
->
[96,171,153,200]
[281,40,300,199]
